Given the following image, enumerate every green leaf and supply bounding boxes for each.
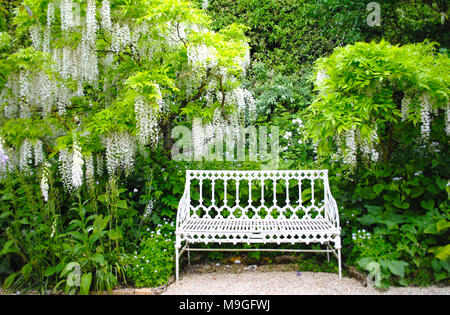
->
[44,266,58,277]
[424,222,437,234]
[90,253,106,266]
[432,245,450,261]
[410,187,424,198]
[426,184,440,195]
[20,263,32,282]
[393,199,409,209]
[93,215,110,234]
[435,177,447,190]
[357,257,373,269]
[431,259,442,272]
[2,272,18,290]
[436,220,450,233]
[405,232,417,244]
[80,273,92,295]
[361,186,377,200]
[97,194,107,203]
[384,260,408,277]
[116,199,128,209]
[440,258,450,273]
[0,240,19,256]
[421,200,435,211]
[108,227,123,241]
[373,184,384,195]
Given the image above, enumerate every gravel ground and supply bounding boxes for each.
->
[1,264,448,295]
[163,265,450,295]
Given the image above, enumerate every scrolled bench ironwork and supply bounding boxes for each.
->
[175,170,342,281]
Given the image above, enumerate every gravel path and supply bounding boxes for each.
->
[163,268,449,295]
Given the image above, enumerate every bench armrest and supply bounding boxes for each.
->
[176,180,190,229]
[324,182,340,229]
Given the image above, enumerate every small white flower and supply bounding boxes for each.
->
[283,131,292,140]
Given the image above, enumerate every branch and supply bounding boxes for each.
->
[162,68,212,127]
[52,111,72,132]
[178,68,212,112]
[214,74,230,124]
[95,48,141,67]
[176,22,188,48]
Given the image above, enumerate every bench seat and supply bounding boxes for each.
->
[178,218,339,244]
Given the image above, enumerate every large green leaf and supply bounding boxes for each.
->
[382,260,408,278]
[373,183,384,195]
[80,273,92,296]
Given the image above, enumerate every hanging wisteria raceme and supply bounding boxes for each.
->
[96,153,104,177]
[30,25,42,51]
[187,44,218,74]
[56,84,70,115]
[19,71,31,118]
[111,23,132,53]
[202,0,209,10]
[71,138,84,189]
[359,128,379,163]
[234,88,256,122]
[60,0,75,31]
[134,96,160,148]
[61,46,72,80]
[0,139,7,165]
[0,137,10,179]
[100,0,112,32]
[85,154,95,192]
[315,69,329,93]
[19,139,33,174]
[58,148,73,191]
[58,138,85,193]
[401,96,411,121]
[40,162,51,202]
[192,117,206,160]
[191,110,243,161]
[342,128,357,168]
[420,95,431,142]
[86,0,98,45]
[79,29,99,84]
[105,132,136,178]
[33,139,45,166]
[47,2,55,27]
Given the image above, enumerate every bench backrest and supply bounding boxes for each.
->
[181,170,335,221]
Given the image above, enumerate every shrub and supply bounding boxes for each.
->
[125,222,175,288]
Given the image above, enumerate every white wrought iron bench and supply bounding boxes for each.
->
[175,170,342,281]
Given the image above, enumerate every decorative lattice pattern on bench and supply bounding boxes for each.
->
[175,170,342,281]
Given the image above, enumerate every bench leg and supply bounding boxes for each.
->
[187,242,191,266]
[175,239,181,282]
[338,249,342,280]
[334,236,342,280]
[327,242,330,262]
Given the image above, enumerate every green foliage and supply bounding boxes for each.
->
[204,0,449,74]
[336,147,449,288]
[125,222,175,288]
[0,0,449,294]
[305,40,449,162]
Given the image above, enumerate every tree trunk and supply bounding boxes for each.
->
[161,116,174,159]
